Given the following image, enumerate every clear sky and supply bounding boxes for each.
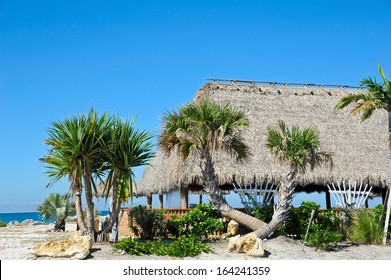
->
[0,0,390,213]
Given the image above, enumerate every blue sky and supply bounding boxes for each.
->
[0,0,390,213]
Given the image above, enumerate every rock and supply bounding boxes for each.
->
[20,219,35,226]
[31,231,93,260]
[7,220,19,227]
[227,220,239,236]
[227,233,265,257]
[32,221,46,225]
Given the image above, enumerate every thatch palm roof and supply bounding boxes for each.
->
[137,81,390,196]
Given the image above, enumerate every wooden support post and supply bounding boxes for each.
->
[147,195,152,209]
[180,187,188,209]
[326,189,331,209]
[383,187,391,245]
[159,194,164,209]
[199,193,203,204]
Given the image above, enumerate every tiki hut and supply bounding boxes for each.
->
[137,80,390,209]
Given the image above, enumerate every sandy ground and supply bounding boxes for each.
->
[1,224,391,260]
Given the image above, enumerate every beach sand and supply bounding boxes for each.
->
[1,224,390,260]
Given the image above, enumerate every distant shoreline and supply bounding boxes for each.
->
[0,210,109,224]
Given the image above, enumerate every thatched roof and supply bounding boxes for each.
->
[137,81,390,196]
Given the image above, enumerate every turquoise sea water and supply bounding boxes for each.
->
[0,211,109,224]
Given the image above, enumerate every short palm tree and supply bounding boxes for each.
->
[41,109,113,235]
[335,65,391,244]
[37,193,75,231]
[99,118,153,242]
[253,121,333,238]
[159,99,267,231]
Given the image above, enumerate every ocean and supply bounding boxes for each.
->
[0,211,109,225]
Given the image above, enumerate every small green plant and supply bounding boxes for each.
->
[0,220,6,227]
[113,236,212,257]
[167,204,224,238]
[37,193,75,231]
[130,206,166,239]
[348,209,383,245]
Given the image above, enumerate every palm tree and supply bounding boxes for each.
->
[335,65,391,121]
[335,65,391,244]
[37,193,75,231]
[159,99,267,231]
[41,109,113,235]
[99,118,153,242]
[253,121,333,239]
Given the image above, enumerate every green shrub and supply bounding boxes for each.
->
[113,236,212,257]
[348,209,383,245]
[0,220,6,227]
[307,230,344,251]
[167,204,224,238]
[166,235,212,257]
[250,203,274,223]
[373,204,391,230]
[130,206,166,239]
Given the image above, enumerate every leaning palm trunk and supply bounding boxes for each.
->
[200,153,267,231]
[252,172,296,239]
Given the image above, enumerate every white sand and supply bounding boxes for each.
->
[1,224,390,260]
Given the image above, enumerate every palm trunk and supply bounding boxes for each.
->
[98,174,122,242]
[83,167,95,237]
[252,168,296,239]
[75,188,87,232]
[200,153,267,231]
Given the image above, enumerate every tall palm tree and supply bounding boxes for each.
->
[41,109,113,235]
[253,121,333,238]
[37,193,75,231]
[159,99,267,231]
[99,118,153,242]
[335,65,391,244]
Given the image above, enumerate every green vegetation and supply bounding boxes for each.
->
[41,110,153,238]
[348,209,383,245]
[37,193,75,231]
[167,204,224,238]
[115,204,221,257]
[0,221,6,227]
[130,206,166,239]
[114,236,212,257]
[279,201,343,251]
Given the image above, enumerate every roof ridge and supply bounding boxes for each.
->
[205,78,365,90]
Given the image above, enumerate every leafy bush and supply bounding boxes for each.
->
[113,236,212,257]
[0,220,6,227]
[167,204,224,238]
[284,201,320,237]
[282,201,343,251]
[373,204,391,230]
[250,203,274,223]
[307,230,344,251]
[348,209,383,245]
[166,235,212,257]
[130,206,166,239]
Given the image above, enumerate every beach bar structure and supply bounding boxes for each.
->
[137,80,390,209]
